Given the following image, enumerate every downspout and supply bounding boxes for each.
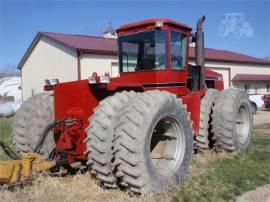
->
[77,51,81,80]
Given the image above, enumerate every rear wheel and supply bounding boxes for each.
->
[211,89,253,153]
[113,90,193,194]
[85,91,136,187]
[12,93,55,159]
[196,89,219,149]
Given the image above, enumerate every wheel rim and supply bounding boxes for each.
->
[150,116,186,175]
[235,104,251,144]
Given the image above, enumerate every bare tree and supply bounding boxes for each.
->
[0,64,20,79]
[263,56,270,61]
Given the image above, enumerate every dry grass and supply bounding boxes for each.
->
[0,150,229,202]
[0,172,172,202]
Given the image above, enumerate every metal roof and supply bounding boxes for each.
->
[232,74,270,82]
[42,32,117,53]
[18,32,270,69]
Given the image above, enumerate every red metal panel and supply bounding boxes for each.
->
[107,70,189,96]
[54,80,100,162]
[182,89,207,135]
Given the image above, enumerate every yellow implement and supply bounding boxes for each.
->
[0,153,56,185]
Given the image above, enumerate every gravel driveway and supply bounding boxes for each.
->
[254,109,270,126]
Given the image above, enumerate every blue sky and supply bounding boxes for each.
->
[0,0,269,70]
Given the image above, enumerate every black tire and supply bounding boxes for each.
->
[211,89,253,153]
[85,91,136,187]
[12,93,55,159]
[196,89,219,149]
[113,90,193,194]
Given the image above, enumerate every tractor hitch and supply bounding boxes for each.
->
[0,153,56,187]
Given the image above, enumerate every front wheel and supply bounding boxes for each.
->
[113,90,193,194]
[85,91,136,187]
[211,89,253,153]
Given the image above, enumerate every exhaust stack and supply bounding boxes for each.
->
[195,16,206,89]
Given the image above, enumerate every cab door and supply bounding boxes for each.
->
[167,30,189,96]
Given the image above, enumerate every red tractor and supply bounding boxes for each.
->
[262,94,270,108]
[12,16,253,194]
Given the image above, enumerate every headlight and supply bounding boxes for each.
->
[44,79,59,86]
[50,79,59,85]
[99,76,110,84]
[88,77,97,84]
[155,21,164,27]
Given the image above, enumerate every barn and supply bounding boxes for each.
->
[18,30,270,102]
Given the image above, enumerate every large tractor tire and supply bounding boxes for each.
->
[12,93,55,159]
[196,89,219,149]
[113,90,193,194]
[211,89,253,153]
[85,91,136,188]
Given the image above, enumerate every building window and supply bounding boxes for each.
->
[244,84,250,93]
[267,84,270,92]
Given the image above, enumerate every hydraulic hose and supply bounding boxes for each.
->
[34,121,57,154]
[0,140,20,160]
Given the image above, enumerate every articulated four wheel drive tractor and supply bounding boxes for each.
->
[1,16,253,194]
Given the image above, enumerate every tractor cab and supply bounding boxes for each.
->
[106,18,205,96]
[117,18,191,73]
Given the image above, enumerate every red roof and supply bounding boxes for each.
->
[42,32,117,54]
[232,74,270,82]
[188,48,270,65]
[18,32,270,69]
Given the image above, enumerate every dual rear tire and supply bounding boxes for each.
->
[113,91,193,194]
[86,90,193,194]
[197,88,253,153]
[211,88,253,153]
[196,89,219,149]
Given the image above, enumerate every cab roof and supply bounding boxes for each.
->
[117,18,192,34]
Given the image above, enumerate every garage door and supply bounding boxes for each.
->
[111,62,120,77]
[209,67,230,89]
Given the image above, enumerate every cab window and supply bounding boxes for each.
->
[119,30,167,72]
[170,31,187,70]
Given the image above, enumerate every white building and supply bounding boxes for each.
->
[0,76,22,117]
[18,31,270,101]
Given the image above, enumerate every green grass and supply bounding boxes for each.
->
[0,117,16,161]
[173,124,270,202]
